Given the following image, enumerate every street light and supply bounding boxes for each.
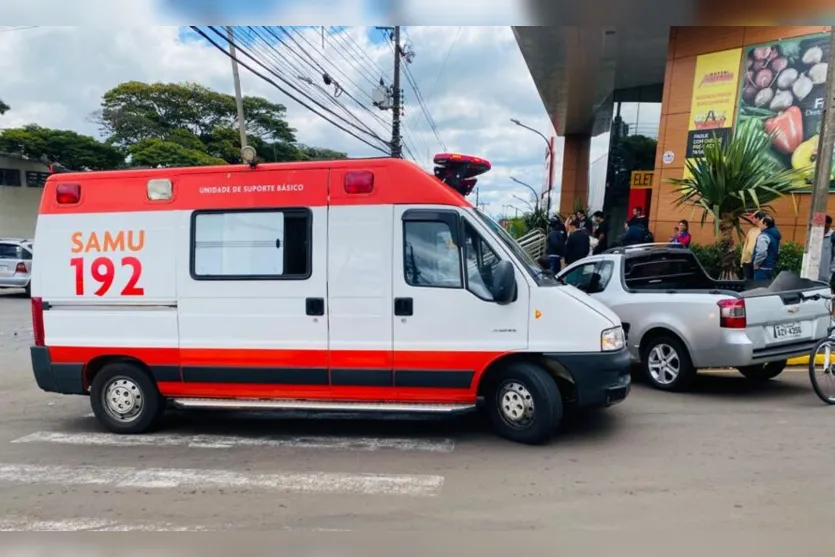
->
[510,176,539,210]
[510,118,555,216]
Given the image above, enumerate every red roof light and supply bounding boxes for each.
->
[56,183,81,204]
[344,171,374,194]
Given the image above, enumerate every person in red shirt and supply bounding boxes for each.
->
[670,219,692,248]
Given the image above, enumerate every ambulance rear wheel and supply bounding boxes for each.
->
[90,363,165,434]
[486,362,562,445]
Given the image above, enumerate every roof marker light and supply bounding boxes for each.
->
[344,171,374,194]
[56,183,81,205]
[147,178,173,201]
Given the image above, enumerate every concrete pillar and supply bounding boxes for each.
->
[559,134,591,216]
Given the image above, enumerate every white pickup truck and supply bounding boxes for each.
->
[557,245,832,391]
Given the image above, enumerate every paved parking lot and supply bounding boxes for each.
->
[1,290,834,548]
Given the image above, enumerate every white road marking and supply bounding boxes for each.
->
[0,463,444,497]
[12,431,455,453]
[0,517,349,532]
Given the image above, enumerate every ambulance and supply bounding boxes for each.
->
[28,152,630,445]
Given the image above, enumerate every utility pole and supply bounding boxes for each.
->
[227,26,248,151]
[391,26,403,158]
[802,30,835,280]
[376,26,403,158]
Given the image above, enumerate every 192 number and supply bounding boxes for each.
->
[70,257,144,296]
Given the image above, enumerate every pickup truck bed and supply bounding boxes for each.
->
[558,246,831,391]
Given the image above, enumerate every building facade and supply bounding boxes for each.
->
[0,154,48,238]
[516,25,833,246]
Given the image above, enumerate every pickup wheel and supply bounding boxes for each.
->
[641,336,696,392]
[90,362,165,434]
[486,362,562,445]
[737,360,787,382]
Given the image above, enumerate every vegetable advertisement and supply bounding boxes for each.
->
[736,31,835,188]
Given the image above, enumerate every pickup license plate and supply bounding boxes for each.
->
[774,322,803,340]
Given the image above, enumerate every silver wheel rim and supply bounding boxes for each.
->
[498,381,535,427]
[648,343,681,386]
[102,377,144,423]
[813,341,835,402]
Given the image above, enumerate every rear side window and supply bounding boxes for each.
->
[191,208,311,280]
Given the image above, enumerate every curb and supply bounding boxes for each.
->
[788,355,820,366]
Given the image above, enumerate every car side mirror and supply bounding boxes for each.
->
[491,260,516,305]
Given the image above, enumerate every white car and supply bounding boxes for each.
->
[0,238,33,296]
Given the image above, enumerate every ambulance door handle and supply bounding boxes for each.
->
[394,297,413,316]
[306,298,325,316]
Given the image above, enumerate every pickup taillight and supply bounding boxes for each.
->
[15,262,26,274]
[718,299,746,329]
[31,297,45,347]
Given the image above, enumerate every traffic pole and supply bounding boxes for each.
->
[801,29,835,280]
[546,136,555,217]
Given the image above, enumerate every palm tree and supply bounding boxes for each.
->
[669,119,811,279]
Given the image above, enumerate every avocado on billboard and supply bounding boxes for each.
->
[736,31,834,190]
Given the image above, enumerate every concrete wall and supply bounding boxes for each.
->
[651,26,833,245]
[0,155,48,238]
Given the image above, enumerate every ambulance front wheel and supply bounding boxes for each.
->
[90,362,165,434]
[486,362,563,445]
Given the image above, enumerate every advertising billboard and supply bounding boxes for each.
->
[735,31,835,189]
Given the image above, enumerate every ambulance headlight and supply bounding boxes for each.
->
[147,178,173,201]
[601,326,625,352]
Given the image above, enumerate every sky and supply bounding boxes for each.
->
[0,0,655,218]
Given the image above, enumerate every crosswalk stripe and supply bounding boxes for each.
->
[0,463,444,497]
[12,431,455,453]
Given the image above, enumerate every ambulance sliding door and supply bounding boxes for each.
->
[175,169,330,395]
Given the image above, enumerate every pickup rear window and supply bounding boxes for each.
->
[624,254,716,290]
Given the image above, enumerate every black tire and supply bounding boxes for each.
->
[809,339,835,405]
[486,362,562,445]
[737,360,787,382]
[641,335,696,392]
[90,362,165,434]
[23,282,31,298]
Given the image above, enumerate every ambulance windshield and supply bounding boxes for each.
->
[472,209,556,285]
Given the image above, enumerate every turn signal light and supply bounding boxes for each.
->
[344,171,374,194]
[56,183,81,204]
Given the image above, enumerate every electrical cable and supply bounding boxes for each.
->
[192,26,390,154]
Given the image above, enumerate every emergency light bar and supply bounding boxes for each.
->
[433,153,491,197]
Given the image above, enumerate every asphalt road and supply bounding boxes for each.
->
[1,290,834,552]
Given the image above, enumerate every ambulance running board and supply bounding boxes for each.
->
[170,398,476,414]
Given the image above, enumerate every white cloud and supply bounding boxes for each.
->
[0,23,558,218]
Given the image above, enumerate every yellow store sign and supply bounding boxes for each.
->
[630,171,654,189]
[684,48,743,178]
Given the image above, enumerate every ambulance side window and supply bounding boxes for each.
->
[190,208,311,280]
[403,220,463,289]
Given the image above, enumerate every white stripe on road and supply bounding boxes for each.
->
[0,463,444,497]
[12,431,455,453]
[0,517,349,532]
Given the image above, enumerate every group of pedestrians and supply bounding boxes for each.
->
[740,211,782,281]
[544,209,610,273]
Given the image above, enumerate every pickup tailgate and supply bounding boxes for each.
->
[741,284,831,358]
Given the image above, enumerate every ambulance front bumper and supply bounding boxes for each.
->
[30,346,85,395]
[543,348,632,408]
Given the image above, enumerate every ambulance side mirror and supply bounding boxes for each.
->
[491,260,516,305]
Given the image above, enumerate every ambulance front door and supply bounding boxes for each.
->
[392,207,529,401]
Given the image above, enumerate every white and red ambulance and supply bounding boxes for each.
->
[28,153,630,444]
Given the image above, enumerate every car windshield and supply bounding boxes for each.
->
[471,208,556,285]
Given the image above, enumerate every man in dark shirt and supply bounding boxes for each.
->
[545,217,566,273]
[591,211,608,254]
[564,219,590,266]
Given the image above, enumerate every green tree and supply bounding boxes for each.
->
[669,120,810,279]
[0,124,125,170]
[93,81,304,166]
[0,99,9,115]
[128,138,226,168]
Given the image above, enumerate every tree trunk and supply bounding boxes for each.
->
[718,217,738,280]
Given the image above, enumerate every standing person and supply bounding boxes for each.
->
[622,218,646,247]
[628,206,648,229]
[545,216,566,274]
[741,211,764,280]
[564,218,591,266]
[752,215,781,281]
[591,211,609,254]
[670,219,692,248]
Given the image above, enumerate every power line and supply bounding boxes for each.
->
[0,26,39,33]
[426,26,462,104]
[191,26,390,155]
